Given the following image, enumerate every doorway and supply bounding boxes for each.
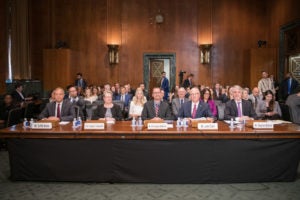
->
[143,53,176,98]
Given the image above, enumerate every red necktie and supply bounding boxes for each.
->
[192,104,197,119]
[57,103,61,118]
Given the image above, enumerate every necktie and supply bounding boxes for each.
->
[288,79,291,94]
[155,104,159,117]
[57,103,61,118]
[121,95,124,102]
[254,96,257,109]
[192,104,197,119]
[237,102,242,117]
[180,99,184,105]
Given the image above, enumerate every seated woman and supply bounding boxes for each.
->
[129,88,147,118]
[256,90,282,120]
[92,91,123,121]
[200,88,217,117]
[84,87,98,103]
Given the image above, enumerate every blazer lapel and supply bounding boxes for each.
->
[232,100,238,116]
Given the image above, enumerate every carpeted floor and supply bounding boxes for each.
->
[0,150,299,200]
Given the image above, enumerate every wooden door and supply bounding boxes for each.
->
[149,59,164,97]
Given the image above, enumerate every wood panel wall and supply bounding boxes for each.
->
[24,0,300,92]
[0,0,7,94]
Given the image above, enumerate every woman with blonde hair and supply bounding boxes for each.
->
[129,88,147,118]
[84,87,98,103]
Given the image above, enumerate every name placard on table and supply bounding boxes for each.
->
[31,123,52,129]
[198,123,218,130]
[253,122,274,129]
[147,123,168,130]
[84,123,105,130]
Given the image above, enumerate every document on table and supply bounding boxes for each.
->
[59,121,70,125]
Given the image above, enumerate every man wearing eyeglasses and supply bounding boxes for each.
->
[141,87,173,120]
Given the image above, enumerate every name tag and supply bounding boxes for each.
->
[253,122,274,129]
[147,123,168,130]
[84,123,105,130]
[31,122,52,129]
[198,123,218,130]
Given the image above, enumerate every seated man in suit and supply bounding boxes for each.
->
[178,87,214,121]
[65,86,85,119]
[141,87,173,120]
[172,87,189,118]
[38,87,75,121]
[224,85,258,121]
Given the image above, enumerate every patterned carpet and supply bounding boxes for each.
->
[0,150,300,200]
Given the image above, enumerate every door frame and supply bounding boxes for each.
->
[279,19,300,82]
[143,52,176,95]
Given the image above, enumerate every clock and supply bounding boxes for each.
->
[155,14,164,24]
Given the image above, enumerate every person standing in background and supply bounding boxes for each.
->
[160,71,169,101]
[258,71,275,95]
[75,72,87,90]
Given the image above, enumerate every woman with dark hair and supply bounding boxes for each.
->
[200,88,217,117]
[256,90,282,120]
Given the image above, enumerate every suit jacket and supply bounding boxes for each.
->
[213,89,222,100]
[178,101,213,118]
[280,78,299,100]
[182,79,192,89]
[92,103,123,121]
[172,97,189,118]
[11,90,25,103]
[38,100,75,121]
[115,94,131,107]
[256,100,282,119]
[75,78,87,89]
[141,100,173,120]
[224,99,258,120]
[67,96,85,119]
[160,78,169,100]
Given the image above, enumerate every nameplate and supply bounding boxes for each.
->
[198,123,218,130]
[31,122,52,129]
[84,123,105,130]
[147,123,168,130]
[253,122,274,129]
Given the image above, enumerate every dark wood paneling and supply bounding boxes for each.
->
[28,0,300,91]
[0,0,7,93]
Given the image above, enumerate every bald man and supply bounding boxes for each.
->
[38,87,75,121]
[172,87,189,118]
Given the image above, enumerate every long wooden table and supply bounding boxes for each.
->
[1,121,300,183]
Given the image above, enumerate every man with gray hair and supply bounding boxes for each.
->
[224,85,257,121]
[172,87,189,118]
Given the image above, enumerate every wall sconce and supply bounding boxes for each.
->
[107,44,119,64]
[199,44,212,64]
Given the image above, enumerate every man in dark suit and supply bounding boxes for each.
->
[11,83,32,106]
[141,87,173,120]
[224,85,257,121]
[65,86,85,119]
[38,87,75,121]
[213,83,222,100]
[182,73,194,89]
[172,87,189,118]
[160,71,169,101]
[74,72,87,90]
[178,87,214,120]
[280,72,299,101]
[116,86,131,108]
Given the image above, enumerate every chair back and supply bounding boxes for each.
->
[217,103,226,120]
[113,100,124,111]
[7,107,23,127]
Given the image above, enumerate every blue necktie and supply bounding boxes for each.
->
[288,79,291,94]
